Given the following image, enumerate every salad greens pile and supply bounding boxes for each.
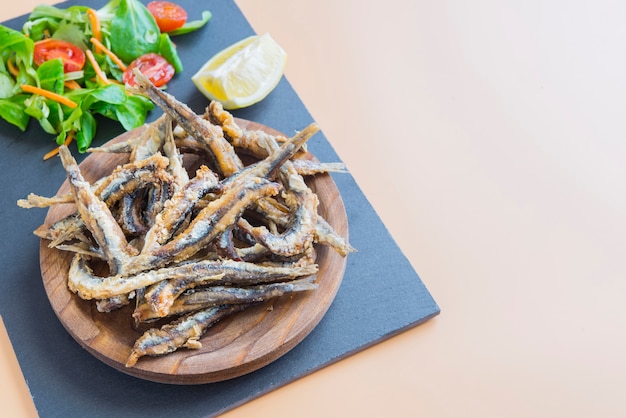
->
[0,0,211,154]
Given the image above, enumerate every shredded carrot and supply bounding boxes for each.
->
[89,37,127,71]
[43,134,74,161]
[20,84,78,108]
[86,9,102,52]
[85,49,110,85]
[64,80,82,90]
[7,57,19,77]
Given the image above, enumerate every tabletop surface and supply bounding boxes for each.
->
[2,1,626,417]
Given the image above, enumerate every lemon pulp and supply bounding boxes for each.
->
[191,33,287,109]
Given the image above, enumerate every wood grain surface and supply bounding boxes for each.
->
[39,119,349,384]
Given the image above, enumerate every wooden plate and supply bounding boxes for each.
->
[39,119,349,384]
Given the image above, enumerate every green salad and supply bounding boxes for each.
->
[0,0,210,156]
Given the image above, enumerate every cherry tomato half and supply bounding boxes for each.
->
[147,1,188,33]
[123,53,175,87]
[33,39,86,73]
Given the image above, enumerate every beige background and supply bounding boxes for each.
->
[3,1,626,417]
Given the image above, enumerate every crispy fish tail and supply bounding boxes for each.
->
[133,276,318,322]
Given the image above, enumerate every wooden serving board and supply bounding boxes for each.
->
[39,119,349,384]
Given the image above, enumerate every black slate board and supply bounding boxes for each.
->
[0,1,440,416]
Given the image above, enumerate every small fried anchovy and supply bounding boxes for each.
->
[67,253,218,300]
[59,146,136,275]
[129,69,243,177]
[249,198,355,258]
[125,304,248,367]
[68,253,318,300]
[134,276,318,322]
[207,101,309,159]
[141,165,221,254]
[238,174,318,257]
[314,215,357,257]
[184,276,317,306]
[243,210,354,259]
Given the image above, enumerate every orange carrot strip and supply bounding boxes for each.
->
[43,134,74,161]
[85,49,110,85]
[86,9,102,52]
[89,37,127,71]
[64,80,82,90]
[20,84,78,108]
[7,57,19,77]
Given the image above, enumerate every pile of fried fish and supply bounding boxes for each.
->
[18,71,354,367]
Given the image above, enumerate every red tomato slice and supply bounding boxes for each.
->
[33,39,86,73]
[123,53,175,87]
[147,1,188,33]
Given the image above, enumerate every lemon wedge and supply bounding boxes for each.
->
[191,33,287,109]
